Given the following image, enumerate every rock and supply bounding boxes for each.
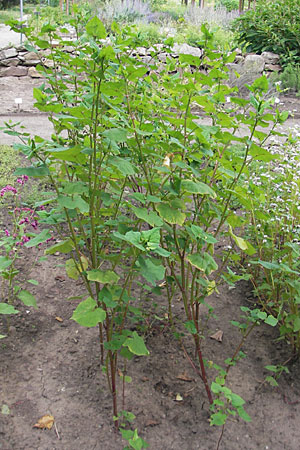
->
[0,48,18,60]
[265,63,281,72]
[0,66,28,77]
[15,45,27,52]
[148,44,164,53]
[171,43,202,58]
[63,46,74,53]
[234,55,244,64]
[23,51,40,66]
[158,53,168,63]
[136,47,147,56]
[141,56,152,65]
[226,62,244,85]
[28,66,43,78]
[261,51,280,64]
[244,54,265,73]
[42,58,55,68]
[0,57,19,67]
[24,60,40,66]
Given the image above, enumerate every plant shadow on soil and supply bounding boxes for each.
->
[1,239,300,450]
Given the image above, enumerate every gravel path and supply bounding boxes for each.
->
[0,24,24,48]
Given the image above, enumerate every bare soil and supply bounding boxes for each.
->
[1,77,300,450]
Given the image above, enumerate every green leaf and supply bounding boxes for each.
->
[266,375,278,386]
[211,381,223,394]
[184,320,197,335]
[27,279,39,286]
[228,226,247,251]
[264,315,278,327]
[128,67,149,82]
[0,303,18,315]
[24,229,51,248]
[14,165,50,177]
[17,290,37,309]
[33,87,45,102]
[249,143,280,162]
[230,393,245,407]
[236,406,251,422]
[103,128,127,143]
[124,331,149,356]
[156,202,186,226]
[65,256,88,280]
[0,256,12,272]
[86,16,107,39]
[62,182,89,195]
[132,207,163,227]
[138,257,165,286]
[71,297,106,327]
[181,180,216,198]
[109,156,136,176]
[114,231,144,251]
[251,75,268,92]
[45,239,74,255]
[87,269,119,285]
[187,253,218,275]
[293,317,300,332]
[57,195,89,213]
[251,260,281,270]
[210,412,227,426]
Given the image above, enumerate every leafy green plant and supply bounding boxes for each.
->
[0,145,21,191]
[272,64,300,95]
[6,11,289,443]
[232,0,300,66]
[264,364,289,387]
[240,132,300,355]
[214,0,239,12]
[0,176,48,337]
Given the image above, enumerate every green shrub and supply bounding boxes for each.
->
[135,22,165,45]
[215,0,239,12]
[276,64,300,94]
[232,0,300,66]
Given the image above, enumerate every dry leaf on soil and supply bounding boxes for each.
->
[33,415,54,430]
[145,419,160,427]
[210,330,223,342]
[55,275,65,282]
[176,372,194,382]
[175,393,183,402]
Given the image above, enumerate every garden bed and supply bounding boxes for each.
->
[1,244,300,449]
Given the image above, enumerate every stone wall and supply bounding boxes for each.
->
[0,45,44,78]
[0,43,281,82]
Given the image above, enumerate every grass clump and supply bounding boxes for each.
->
[0,145,20,189]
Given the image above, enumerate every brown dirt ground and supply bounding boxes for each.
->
[1,77,300,450]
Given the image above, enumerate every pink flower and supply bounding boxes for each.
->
[0,185,17,197]
[4,229,10,237]
[31,220,38,229]
[16,175,29,185]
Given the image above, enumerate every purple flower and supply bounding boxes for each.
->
[16,175,29,185]
[4,229,10,237]
[31,220,38,230]
[0,185,17,197]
